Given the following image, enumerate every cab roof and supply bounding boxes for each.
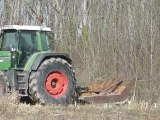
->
[0,25,51,31]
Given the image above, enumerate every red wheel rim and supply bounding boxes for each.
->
[45,71,68,98]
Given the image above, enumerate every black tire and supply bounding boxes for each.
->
[29,58,76,104]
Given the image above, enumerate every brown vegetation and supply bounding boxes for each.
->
[0,94,159,120]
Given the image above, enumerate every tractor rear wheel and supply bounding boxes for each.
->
[29,58,76,104]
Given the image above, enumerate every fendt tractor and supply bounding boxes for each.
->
[0,25,135,105]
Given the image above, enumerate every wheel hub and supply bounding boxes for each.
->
[45,71,68,98]
[51,80,57,88]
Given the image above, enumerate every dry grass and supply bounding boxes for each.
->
[0,94,159,120]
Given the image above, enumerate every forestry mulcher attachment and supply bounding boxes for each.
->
[0,25,135,104]
[77,77,135,104]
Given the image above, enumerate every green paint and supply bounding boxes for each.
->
[24,51,51,70]
[24,52,40,71]
[0,51,10,57]
[0,51,11,70]
[36,32,42,51]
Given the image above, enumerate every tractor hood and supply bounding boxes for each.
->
[0,51,11,70]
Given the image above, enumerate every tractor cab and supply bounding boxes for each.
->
[0,25,52,69]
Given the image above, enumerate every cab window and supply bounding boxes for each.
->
[40,32,50,51]
[1,30,17,50]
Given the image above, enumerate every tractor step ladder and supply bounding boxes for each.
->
[16,72,29,96]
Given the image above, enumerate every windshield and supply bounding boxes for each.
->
[19,31,50,52]
[19,31,38,52]
[0,30,17,51]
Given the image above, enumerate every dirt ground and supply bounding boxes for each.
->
[0,94,160,120]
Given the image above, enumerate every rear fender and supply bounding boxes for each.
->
[24,52,72,71]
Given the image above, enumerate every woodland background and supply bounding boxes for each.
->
[0,0,159,102]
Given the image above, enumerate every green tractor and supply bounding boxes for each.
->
[0,25,76,104]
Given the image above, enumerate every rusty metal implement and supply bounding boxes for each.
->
[78,78,135,104]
